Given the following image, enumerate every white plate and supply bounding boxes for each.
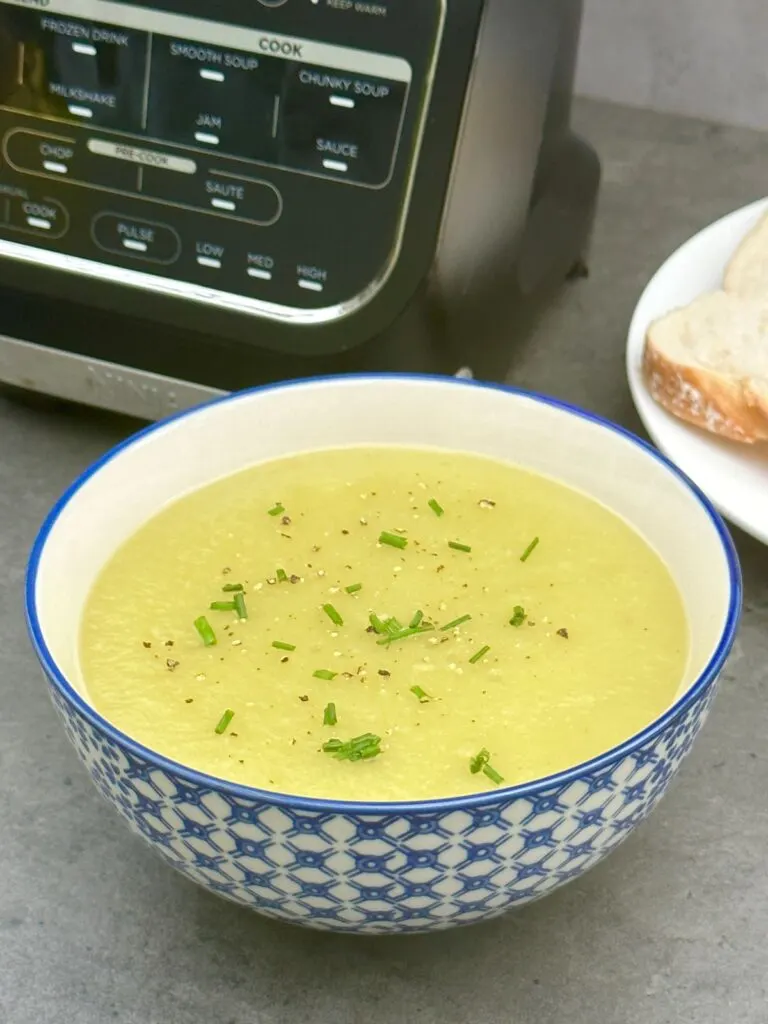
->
[627,196,768,544]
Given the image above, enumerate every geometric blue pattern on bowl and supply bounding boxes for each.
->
[45,675,718,934]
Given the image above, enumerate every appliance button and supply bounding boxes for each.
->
[297,264,327,294]
[91,213,181,264]
[4,129,76,177]
[329,96,356,110]
[66,103,95,121]
[257,0,288,5]
[7,197,69,239]
[204,175,282,224]
[143,168,282,226]
[246,252,276,282]
[195,241,225,270]
[3,129,138,191]
[321,157,349,174]
[194,131,220,147]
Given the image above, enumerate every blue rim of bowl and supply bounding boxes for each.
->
[25,373,742,814]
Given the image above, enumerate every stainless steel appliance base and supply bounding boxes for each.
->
[0,333,224,419]
[0,332,476,420]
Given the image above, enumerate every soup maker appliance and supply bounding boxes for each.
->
[0,0,599,419]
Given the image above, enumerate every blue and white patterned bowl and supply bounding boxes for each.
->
[25,375,741,934]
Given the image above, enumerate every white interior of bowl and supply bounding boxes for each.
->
[33,377,734,714]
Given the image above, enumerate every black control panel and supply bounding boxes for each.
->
[0,0,443,319]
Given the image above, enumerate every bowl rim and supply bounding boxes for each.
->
[25,373,742,814]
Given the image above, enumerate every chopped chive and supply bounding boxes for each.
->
[376,624,434,646]
[428,498,444,518]
[409,610,424,629]
[383,616,403,636]
[520,536,540,562]
[323,702,338,726]
[379,531,408,550]
[469,748,503,784]
[313,669,338,680]
[440,613,472,631]
[276,567,288,583]
[272,641,296,652]
[350,748,377,760]
[509,606,527,627]
[359,747,381,760]
[221,583,243,592]
[348,748,376,762]
[345,583,363,594]
[323,603,344,627]
[369,613,389,634]
[349,732,379,747]
[448,541,472,553]
[214,708,234,734]
[234,592,248,620]
[410,685,431,703]
[483,763,504,786]
[267,503,284,517]
[348,745,375,760]
[323,733,382,761]
[209,601,236,611]
[469,645,491,664]
[193,616,217,646]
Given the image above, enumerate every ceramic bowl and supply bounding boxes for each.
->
[25,375,741,934]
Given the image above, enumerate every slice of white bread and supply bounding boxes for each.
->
[724,210,768,297]
[642,290,768,443]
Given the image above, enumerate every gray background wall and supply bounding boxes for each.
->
[576,0,768,132]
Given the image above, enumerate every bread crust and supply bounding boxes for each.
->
[643,329,768,444]
[643,210,768,442]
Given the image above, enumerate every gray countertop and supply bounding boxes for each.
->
[3,98,768,1024]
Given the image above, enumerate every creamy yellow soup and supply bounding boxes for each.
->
[79,447,688,801]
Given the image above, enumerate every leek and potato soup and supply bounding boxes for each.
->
[79,447,688,801]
